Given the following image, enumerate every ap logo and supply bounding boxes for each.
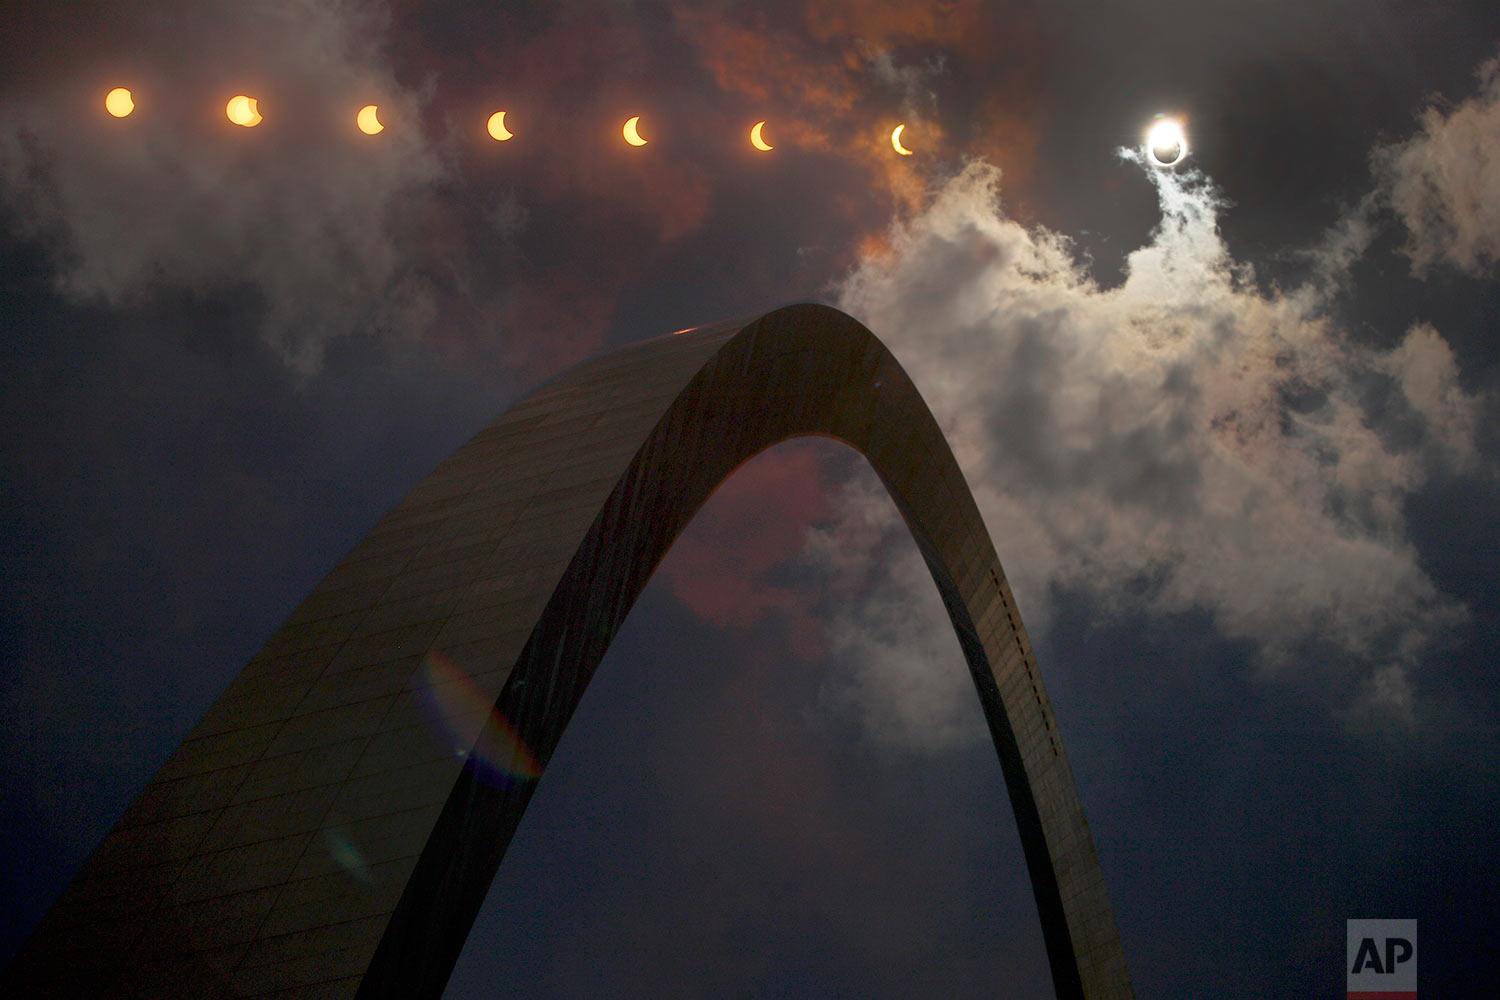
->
[1347,919,1416,999]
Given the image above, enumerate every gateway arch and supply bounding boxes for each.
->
[4,304,1133,999]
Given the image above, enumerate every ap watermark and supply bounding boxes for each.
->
[1347,919,1416,999]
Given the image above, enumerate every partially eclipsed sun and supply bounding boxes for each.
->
[750,121,773,151]
[891,124,913,156]
[487,110,513,141]
[105,88,134,118]
[226,95,262,127]
[623,116,648,146]
[356,105,383,135]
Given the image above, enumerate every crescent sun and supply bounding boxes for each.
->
[357,105,384,135]
[750,120,773,152]
[891,123,913,156]
[623,115,648,146]
[487,110,514,141]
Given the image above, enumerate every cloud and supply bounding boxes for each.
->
[1375,52,1500,276]
[1340,663,1417,731]
[819,153,1481,749]
[0,0,456,374]
[1376,322,1481,471]
[656,443,830,657]
[672,0,1045,213]
[807,483,980,752]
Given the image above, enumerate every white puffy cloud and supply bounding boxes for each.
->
[0,0,461,374]
[1375,54,1500,276]
[803,472,979,752]
[1377,322,1481,471]
[818,154,1480,751]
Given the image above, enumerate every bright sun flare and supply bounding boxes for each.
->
[1146,117,1186,167]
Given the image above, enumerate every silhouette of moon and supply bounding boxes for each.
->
[105,88,134,118]
[891,123,913,155]
[356,105,383,135]
[750,120,773,151]
[226,95,262,127]
[487,110,514,141]
[1146,118,1186,167]
[622,116,648,146]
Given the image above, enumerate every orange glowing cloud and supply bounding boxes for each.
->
[672,0,1045,219]
[804,0,980,47]
[365,0,1046,382]
[657,443,830,649]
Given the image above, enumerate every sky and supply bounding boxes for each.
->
[2,1,1499,996]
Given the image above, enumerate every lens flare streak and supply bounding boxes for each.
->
[419,651,542,786]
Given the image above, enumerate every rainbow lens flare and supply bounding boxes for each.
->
[322,827,374,884]
[418,650,542,787]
